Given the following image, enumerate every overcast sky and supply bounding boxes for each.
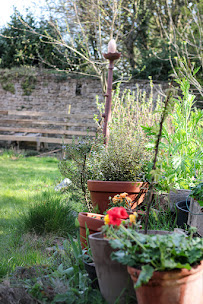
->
[0,0,47,27]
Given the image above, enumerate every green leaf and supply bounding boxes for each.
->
[135,265,154,289]
[109,239,124,249]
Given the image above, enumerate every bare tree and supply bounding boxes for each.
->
[158,0,202,96]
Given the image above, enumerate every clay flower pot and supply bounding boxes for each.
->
[127,260,203,304]
[78,212,104,249]
[87,180,148,214]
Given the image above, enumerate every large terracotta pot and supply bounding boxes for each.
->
[87,180,148,214]
[78,212,104,249]
[89,232,137,304]
[127,260,203,304]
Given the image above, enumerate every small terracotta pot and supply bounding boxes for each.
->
[87,180,148,214]
[78,212,104,249]
[127,260,203,304]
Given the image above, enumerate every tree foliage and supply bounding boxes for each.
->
[0,1,202,90]
[0,10,81,70]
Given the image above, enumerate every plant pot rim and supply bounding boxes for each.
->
[89,230,172,241]
[78,212,104,230]
[87,180,148,192]
[87,180,147,184]
[176,200,190,213]
[127,260,203,282]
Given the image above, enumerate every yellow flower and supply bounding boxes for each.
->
[133,211,137,217]
[120,192,128,198]
[104,214,110,225]
[129,214,136,224]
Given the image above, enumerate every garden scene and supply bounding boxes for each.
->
[0,1,202,303]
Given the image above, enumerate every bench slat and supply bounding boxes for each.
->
[0,135,75,144]
[0,126,95,136]
[0,119,97,128]
[0,110,94,119]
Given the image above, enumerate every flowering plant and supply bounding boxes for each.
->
[102,206,139,237]
[108,192,132,210]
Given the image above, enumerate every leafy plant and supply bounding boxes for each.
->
[144,78,203,190]
[108,227,203,288]
[52,234,106,304]
[147,205,177,231]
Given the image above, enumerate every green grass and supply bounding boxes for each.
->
[0,150,83,279]
[21,190,77,236]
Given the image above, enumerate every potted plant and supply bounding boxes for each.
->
[78,192,145,249]
[104,219,203,304]
[86,87,153,214]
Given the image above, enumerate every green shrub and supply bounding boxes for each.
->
[21,191,77,236]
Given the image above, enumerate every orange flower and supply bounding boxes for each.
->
[112,196,120,204]
[120,192,128,198]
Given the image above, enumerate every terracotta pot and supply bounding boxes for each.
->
[78,212,104,249]
[87,180,148,214]
[127,260,203,304]
[89,232,137,304]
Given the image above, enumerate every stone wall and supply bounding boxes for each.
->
[0,70,169,115]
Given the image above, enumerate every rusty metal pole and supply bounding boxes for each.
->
[103,48,121,145]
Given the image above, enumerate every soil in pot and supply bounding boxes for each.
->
[176,200,190,228]
[127,260,203,304]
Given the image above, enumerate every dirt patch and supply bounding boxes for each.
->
[0,283,38,304]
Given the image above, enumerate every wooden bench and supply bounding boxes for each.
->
[0,110,97,150]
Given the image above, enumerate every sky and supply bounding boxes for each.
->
[0,0,47,28]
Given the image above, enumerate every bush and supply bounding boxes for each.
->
[21,190,77,236]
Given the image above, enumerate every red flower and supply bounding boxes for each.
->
[108,207,128,219]
[108,215,122,226]
[107,207,129,226]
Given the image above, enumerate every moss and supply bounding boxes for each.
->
[0,67,37,96]
[2,82,15,94]
[0,70,16,94]
[21,76,36,96]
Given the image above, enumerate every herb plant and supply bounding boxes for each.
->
[108,227,203,288]
[87,84,163,182]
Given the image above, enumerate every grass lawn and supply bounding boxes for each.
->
[0,150,72,278]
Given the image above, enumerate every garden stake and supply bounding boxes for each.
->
[144,85,174,234]
[103,40,121,145]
